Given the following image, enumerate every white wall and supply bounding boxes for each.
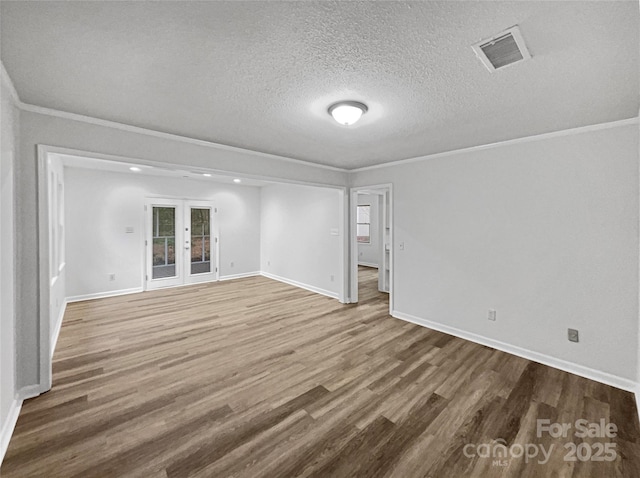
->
[261,183,344,299]
[16,109,347,391]
[357,193,381,267]
[352,123,639,383]
[64,167,261,299]
[0,68,18,462]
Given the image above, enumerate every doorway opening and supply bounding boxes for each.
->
[350,185,392,312]
[145,198,219,290]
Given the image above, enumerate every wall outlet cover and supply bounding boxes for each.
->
[568,328,579,343]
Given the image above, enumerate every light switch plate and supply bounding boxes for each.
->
[568,328,579,343]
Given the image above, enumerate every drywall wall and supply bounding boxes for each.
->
[16,109,347,392]
[0,67,18,462]
[357,193,381,267]
[64,167,260,299]
[352,122,639,383]
[261,183,344,299]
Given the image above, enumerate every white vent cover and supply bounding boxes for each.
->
[472,26,531,72]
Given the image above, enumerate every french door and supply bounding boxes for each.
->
[145,198,217,290]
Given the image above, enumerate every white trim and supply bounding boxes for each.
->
[19,103,347,173]
[260,272,339,300]
[66,287,143,303]
[50,299,67,358]
[37,145,52,392]
[392,310,638,393]
[0,398,22,465]
[357,262,379,268]
[351,117,640,172]
[17,384,43,401]
[0,61,20,104]
[219,271,261,281]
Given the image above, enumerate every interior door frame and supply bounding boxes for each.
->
[35,144,348,402]
[144,196,219,291]
[349,183,393,314]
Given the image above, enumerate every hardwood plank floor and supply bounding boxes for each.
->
[2,266,639,477]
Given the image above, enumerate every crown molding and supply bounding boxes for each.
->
[351,116,640,173]
[6,58,637,174]
[17,102,349,173]
[1,62,20,105]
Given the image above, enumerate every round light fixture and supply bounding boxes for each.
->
[328,101,368,126]
[233,178,242,184]
[129,166,141,172]
[203,173,212,177]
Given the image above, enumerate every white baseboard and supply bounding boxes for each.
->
[66,287,143,303]
[392,310,638,393]
[0,397,22,466]
[51,299,67,358]
[358,262,379,268]
[18,384,44,400]
[219,271,260,281]
[260,272,339,300]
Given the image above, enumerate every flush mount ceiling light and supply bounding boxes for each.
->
[203,173,212,177]
[129,166,141,172]
[233,178,242,183]
[328,101,368,126]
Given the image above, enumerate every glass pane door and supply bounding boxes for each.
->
[152,206,177,279]
[184,202,216,285]
[190,208,211,275]
[147,198,217,290]
[146,199,184,290]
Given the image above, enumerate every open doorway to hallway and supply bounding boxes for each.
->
[350,185,392,310]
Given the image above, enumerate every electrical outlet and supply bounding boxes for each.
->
[230,261,234,268]
[488,309,496,321]
[108,273,116,281]
[568,328,579,343]
[330,275,334,282]
[267,261,270,266]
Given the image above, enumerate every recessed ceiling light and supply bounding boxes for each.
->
[328,101,368,126]
[129,167,141,172]
[203,173,212,177]
[233,178,242,183]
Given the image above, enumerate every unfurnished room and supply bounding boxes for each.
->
[0,1,639,477]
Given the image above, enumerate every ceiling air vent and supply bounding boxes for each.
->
[472,26,531,72]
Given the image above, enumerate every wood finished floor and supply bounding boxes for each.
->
[3,266,640,477]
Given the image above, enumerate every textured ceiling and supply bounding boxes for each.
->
[2,1,638,169]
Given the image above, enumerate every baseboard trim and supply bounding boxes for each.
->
[0,397,22,465]
[66,287,143,303]
[219,271,260,281]
[392,310,638,393]
[51,299,67,358]
[357,262,379,268]
[18,384,44,401]
[260,272,339,300]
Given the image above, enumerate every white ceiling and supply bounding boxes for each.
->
[2,1,638,169]
[57,154,274,187]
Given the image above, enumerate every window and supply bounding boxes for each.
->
[357,205,371,243]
